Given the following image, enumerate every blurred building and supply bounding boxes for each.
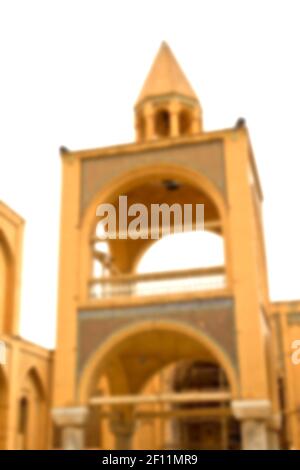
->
[1,42,300,450]
[0,202,52,449]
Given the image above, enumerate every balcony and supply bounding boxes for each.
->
[89,265,226,300]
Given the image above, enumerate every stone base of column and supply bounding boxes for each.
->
[268,430,280,450]
[267,413,281,450]
[52,406,88,450]
[231,399,272,450]
[61,427,85,450]
[241,419,268,450]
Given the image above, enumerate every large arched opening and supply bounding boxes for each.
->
[79,321,239,450]
[80,164,229,301]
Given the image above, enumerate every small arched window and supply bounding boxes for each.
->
[155,109,170,137]
[179,110,192,136]
[18,397,28,435]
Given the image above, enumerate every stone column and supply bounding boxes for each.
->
[268,430,280,450]
[231,400,271,450]
[52,406,88,450]
[110,417,135,450]
[267,413,281,450]
[191,107,202,134]
[143,102,155,141]
[169,102,180,138]
[164,408,178,449]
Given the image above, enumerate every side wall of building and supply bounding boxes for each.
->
[0,201,53,450]
[271,301,300,449]
[0,336,53,449]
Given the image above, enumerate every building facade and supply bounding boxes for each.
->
[0,202,52,449]
[0,42,300,450]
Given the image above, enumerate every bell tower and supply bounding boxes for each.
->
[135,41,202,141]
[53,42,280,451]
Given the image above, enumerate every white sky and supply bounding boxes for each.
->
[0,0,299,348]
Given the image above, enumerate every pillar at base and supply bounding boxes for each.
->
[61,427,85,450]
[110,418,135,450]
[231,400,272,450]
[241,419,268,450]
[52,406,88,450]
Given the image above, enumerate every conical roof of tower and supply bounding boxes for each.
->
[136,42,198,105]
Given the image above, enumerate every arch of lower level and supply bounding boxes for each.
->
[52,319,275,450]
[71,320,240,450]
[16,367,47,450]
[78,320,239,403]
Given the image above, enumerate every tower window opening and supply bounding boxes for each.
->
[179,110,192,136]
[155,109,170,137]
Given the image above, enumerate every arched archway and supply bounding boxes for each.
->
[79,320,238,402]
[17,368,47,450]
[79,163,230,301]
[78,320,239,450]
[154,109,170,137]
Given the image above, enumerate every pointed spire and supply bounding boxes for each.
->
[136,41,198,106]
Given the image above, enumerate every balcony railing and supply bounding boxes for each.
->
[89,266,226,299]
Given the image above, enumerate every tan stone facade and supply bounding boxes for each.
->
[0,42,300,450]
[0,202,53,449]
